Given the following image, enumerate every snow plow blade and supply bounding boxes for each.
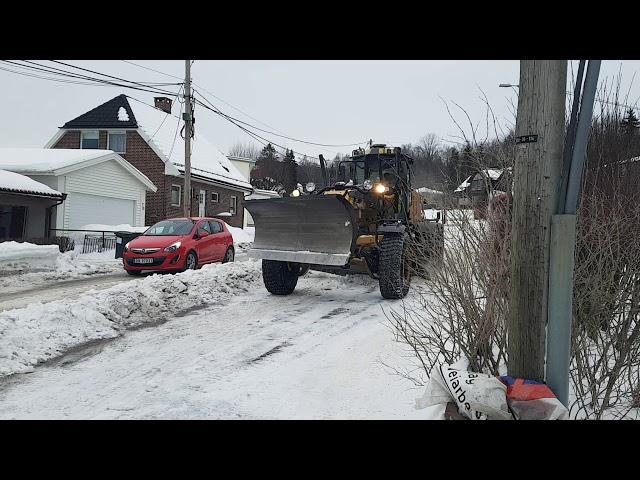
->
[245,195,356,266]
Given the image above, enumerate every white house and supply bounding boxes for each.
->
[0,148,156,231]
[227,155,280,228]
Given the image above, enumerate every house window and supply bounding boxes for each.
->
[230,196,237,215]
[171,185,181,206]
[0,205,27,240]
[108,132,126,153]
[81,131,99,149]
[211,192,219,203]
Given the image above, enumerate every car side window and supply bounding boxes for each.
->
[199,221,212,234]
[209,221,223,234]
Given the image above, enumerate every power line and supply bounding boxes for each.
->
[121,60,184,81]
[1,60,182,97]
[194,90,366,148]
[50,60,181,94]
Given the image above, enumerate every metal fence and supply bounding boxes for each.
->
[48,229,118,254]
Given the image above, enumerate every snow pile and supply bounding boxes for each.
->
[0,241,60,273]
[79,223,148,233]
[225,224,254,248]
[53,250,121,276]
[0,260,262,378]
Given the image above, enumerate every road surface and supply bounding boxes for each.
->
[0,271,430,419]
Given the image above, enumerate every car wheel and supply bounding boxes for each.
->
[222,246,234,263]
[185,251,198,270]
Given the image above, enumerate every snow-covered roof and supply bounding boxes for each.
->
[0,169,63,197]
[417,187,444,195]
[0,148,109,173]
[454,175,473,193]
[0,148,157,192]
[127,98,252,192]
[486,168,503,180]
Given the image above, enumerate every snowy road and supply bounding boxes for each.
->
[0,270,432,419]
[0,271,136,312]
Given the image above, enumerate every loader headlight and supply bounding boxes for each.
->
[305,182,316,193]
[374,183,388,194]
[164,241,182,253]
[363,179,373,191]
[291,189,300,197]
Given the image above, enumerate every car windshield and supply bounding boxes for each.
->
[144,220,195,236]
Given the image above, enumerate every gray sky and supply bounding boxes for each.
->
[1,60,639,161]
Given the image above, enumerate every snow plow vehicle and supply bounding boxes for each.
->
[245,144,444,299]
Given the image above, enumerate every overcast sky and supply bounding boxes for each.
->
[1,60,639,161]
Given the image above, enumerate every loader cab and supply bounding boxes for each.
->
[342,144,411,189]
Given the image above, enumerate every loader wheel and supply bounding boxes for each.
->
[262,260,299,295]
[378,234,411,299]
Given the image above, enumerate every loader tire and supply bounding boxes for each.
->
[262,260,298,295]
[379,234,411,299]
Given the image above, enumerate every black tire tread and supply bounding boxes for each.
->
[379,234,410,299]
[262,260,298,295]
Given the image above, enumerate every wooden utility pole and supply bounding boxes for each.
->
[183,59,192,217]
[508,60,567,381]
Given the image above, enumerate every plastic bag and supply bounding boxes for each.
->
[498,376,569,420]
[417,363,512,420]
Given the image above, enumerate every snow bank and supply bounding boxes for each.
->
[0,241,60,273]
[79,224,148,233]
[0,260,262,378]
[225,224,254,247]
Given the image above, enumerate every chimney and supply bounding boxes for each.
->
[154,97,172,114]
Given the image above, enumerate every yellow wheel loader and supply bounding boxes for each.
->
[245,144,444,299]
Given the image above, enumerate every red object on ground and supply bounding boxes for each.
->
[122,217,234,274]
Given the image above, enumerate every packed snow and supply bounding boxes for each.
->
[0,170,62,196]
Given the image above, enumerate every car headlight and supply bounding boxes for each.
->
[124,241,130,253]
[374,183,388,194]
[164,241,182,253]
[363,179,373,191]
[305,182,316,193]
[291,189,300,197]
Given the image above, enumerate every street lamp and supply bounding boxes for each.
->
[499,83,519,95]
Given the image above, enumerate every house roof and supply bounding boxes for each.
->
[0,148,157,192]
[0,169,63,197]
[454,168,506,193]
[48,94,252,192]
[62,94,138,129]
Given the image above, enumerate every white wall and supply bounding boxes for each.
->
[31,160,149,231]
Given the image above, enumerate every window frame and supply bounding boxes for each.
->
[80,130,100,150]
[229,196,237,215]
[209,220,223,234]
[211,192,219,203]
[171,184,182,207]
[107,131,127,154]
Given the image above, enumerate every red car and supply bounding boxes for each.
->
[122,217,235,275]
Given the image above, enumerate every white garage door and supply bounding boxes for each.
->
[68,192,135,229]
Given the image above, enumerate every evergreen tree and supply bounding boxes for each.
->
[621,108,640,135]
[283,149,298,192]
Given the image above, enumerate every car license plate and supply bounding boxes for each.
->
[133,258,153,264]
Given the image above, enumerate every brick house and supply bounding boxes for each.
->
[44,94,253,227]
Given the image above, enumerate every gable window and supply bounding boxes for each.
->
[108,132,126,153]
[211,192,219,203]
[230,196,237,215]
[171,185,181,207]
[81,131,99,149]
